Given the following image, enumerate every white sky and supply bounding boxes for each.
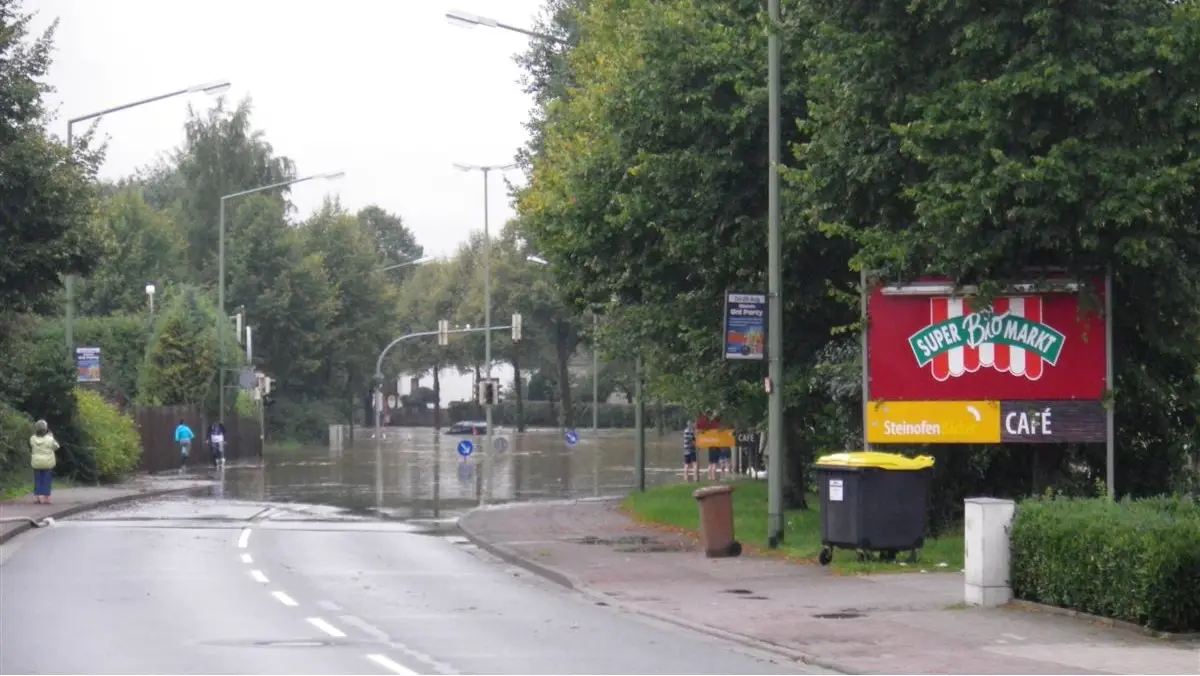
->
[33,0,547,403]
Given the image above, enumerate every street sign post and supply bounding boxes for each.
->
[457,440,474,458]
[565,430,579,446]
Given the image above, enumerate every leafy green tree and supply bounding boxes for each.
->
[394,258,471,427]
[302,199,400,428]
[356,205,424,282]
[78,189,184,316]
[227,194,336,398]
[0,0,104,315]
[138,286,233,410]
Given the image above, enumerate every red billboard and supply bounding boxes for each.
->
[867,283,1106,401]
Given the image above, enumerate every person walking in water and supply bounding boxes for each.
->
[682,421,698,482]
[207,421,226,468]
[175,419,195,470]
[30,419,59,504]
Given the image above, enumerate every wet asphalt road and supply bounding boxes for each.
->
[0,496,813,675]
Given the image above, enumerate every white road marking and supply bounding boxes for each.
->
[249,569,269,583]
[240,553,253,564]
[307,617,346,638]
[367,653,419,675]
[271,591,298,607]
[340,615,456,674]
[237,528,252,548]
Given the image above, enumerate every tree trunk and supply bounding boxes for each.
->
[547,379,558,427]
[554,323,575,429]
[512,348,526,432]
[432,365,442,430]
[783,413,810,510]
[655,399,665,436]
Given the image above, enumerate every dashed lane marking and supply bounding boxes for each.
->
[307,617,346,638]
[249,569,269,583]
[237,527,251,548]
[271,591,298,607]
[240,553,253,564]
[367,653,420,675]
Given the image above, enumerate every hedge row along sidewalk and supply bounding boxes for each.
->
[458,497,1200,675]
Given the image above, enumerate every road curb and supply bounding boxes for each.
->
[457,507,861,674]
[0,486,201,546]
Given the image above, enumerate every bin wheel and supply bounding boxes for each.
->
[818,547,833,566]
[728,541,743,557]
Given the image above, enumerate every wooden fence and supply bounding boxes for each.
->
[132,405,262,473]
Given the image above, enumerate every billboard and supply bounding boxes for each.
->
[868,284,1106,401]
[75,347,101,383]
[865,280,1108,445]
[723,292,766,360]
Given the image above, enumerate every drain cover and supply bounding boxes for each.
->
[722,589,754,595]
[813,612,864,619]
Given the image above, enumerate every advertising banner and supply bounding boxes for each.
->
[868,284,1106,401]
[723,292,766,360]
[866,400,1107,444]
[75,347,101,383]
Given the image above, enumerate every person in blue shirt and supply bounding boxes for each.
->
[175,420,195,469]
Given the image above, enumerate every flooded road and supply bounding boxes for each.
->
[213,427,685,519]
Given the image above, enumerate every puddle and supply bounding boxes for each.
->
[179,428,687,520]
[814,612,866,619]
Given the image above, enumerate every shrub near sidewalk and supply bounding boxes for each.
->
[0,404,35,498]
[74,389,142,482]
[1010,496,1200,633]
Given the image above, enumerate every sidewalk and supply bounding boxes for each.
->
[0,475,212,545]
[459,498,1200,675]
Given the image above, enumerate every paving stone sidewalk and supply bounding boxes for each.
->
[459,498,1199,675]
[0,475,212,544]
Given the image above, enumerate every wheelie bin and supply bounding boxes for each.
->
[813,451,934,565]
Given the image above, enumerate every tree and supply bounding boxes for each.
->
[302,199,400,429]
[0,1,104,315]
[394,259,469,427]
[78,189,184,316]
[356,205,423,282]
[137,286,233,410]
[227,194,337,399]
[517,0,850,505]
[171,98,296,283]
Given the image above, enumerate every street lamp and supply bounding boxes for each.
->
[145,283,156,314]
[63,79,232,358]
[526,253,600,432]
[766,0,785,547]
[378,255,433,272]
[445,9,570,44]
[455,161,517,496]
[218,171,345,425]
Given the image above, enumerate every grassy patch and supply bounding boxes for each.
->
[621,479,964,574]
[0,472,79,501]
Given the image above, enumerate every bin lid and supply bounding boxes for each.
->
[814,451,934,471]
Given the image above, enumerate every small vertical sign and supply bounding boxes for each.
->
[723,292,767,360]
[76,347,101,383]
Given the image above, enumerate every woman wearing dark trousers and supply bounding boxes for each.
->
[29,419,59,504]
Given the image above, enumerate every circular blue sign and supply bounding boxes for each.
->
[565,430,579,446]
[456,440,474,457]
[494,437,509,453]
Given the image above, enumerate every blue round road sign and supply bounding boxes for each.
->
[565,430,579,446]
[494,437,509,453]
[456,440,474,457]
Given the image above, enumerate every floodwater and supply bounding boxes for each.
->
[211,427,686,519]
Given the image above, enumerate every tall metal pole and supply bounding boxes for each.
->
[634,353,646,492]
[64,123,76,360]
[1105,270,1115,500]
[218,198,227,426]
[861,268,871,451]
[592,313,599,432]
[765,0,786,548]
[483,168,494,505]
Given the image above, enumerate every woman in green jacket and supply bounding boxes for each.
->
[30,419,59,504]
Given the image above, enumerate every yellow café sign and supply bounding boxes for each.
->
[866,400,1001,444]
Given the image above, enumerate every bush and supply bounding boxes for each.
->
[0,403,35,479]
[1010,496,1200,632]
[75,389,141,482]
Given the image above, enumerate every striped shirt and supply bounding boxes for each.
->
[683,426,697,453]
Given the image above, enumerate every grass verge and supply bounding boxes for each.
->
[0,472,79,501]
[621,479,964,575]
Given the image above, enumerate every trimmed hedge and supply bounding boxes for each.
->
[75,389,142,482]
[0,403,34,479]
[1010,496,1200,632]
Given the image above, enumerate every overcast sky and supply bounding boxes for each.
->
[33,1,549,405]
[33,0,543,259]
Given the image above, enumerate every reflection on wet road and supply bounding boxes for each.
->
[216,428,685,520]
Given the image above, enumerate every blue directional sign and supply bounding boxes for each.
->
[565,430,579,446]
[456,439,474,457]
[494,437,509,454]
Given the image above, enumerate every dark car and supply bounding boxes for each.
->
[445,420,487,435]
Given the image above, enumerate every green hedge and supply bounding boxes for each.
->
[75,389,141,482]
[1010,496,1200,632]
[0,403,35,480]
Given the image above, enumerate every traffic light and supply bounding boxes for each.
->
[477,378,500,406]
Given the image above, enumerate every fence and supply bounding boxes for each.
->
[132,405,261,473]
